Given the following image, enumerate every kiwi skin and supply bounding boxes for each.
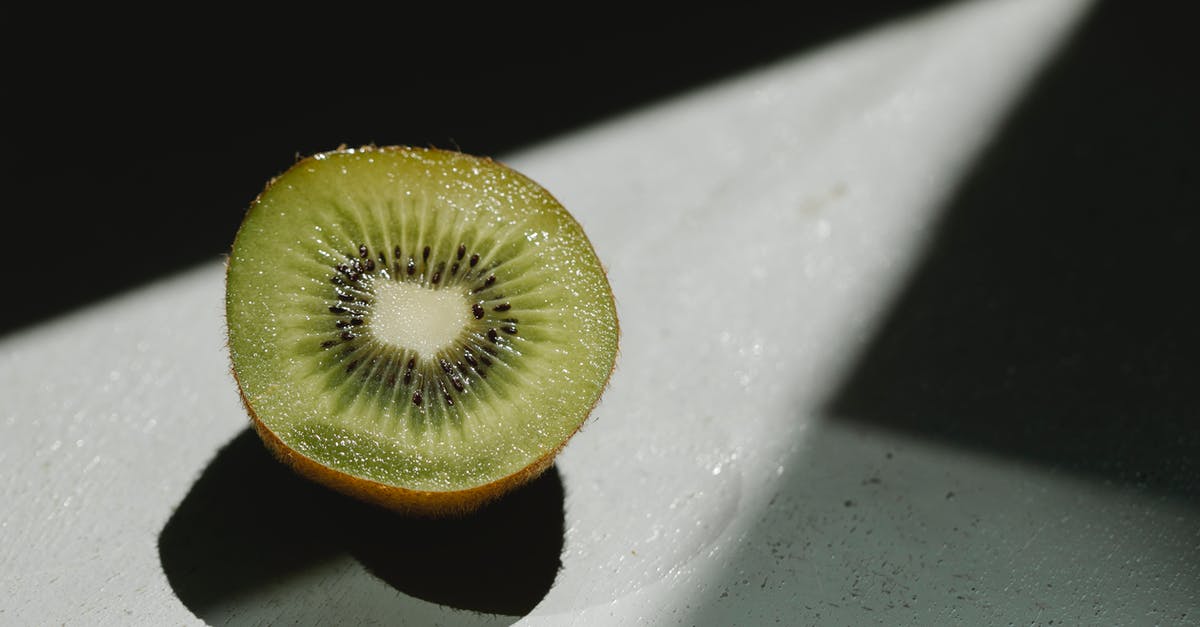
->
[226,145,619,517]
[237,371,579,517]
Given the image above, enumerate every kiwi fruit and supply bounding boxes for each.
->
[225,146,618,516]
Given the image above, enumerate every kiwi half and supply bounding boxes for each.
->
[225,146,618,516]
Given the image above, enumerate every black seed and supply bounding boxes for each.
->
[331,276,343,286]
[488,328,499,343]
[485,274,496,287]
[403,358,415,385]
[472,303,484,319]
[394,245,402,258]
[320,340,338,349]
[335,293,353,302]
[450,375,465,393]
[443,390,454,406]
[340,331,355,341]
[463,351,478,367]
[346,360,359,373]
[480,353,493,366]
[407,257,416,275]
[343,267,362,283]
[336,320,350,329]
[494,303,511,312]
[469,253,479,267]
[337,264,352,277]
[329,306,347,314]
[431,268,441,284]
[502,324,518,335]
[440,360,454,376]
[379,252,387,266]
[350,317,364,326]
[456,361,469,376]
[423,246,430,261]
[451,262,459,276]
[359,244,368,258]
[412,391,423,406]
[457,244,466,260]
[364,258,375,272]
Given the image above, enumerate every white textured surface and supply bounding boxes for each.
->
[6,0,1194,625]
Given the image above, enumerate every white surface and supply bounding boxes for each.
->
[5,0,1194,625]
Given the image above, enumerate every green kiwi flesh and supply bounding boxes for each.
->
[225,146,618,515]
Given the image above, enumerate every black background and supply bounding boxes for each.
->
[5,2,953,336]
[824,0,1200,498]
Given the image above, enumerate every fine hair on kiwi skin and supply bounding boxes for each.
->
[225,145,619,517]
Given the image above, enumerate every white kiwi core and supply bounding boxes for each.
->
[371,280,470,360]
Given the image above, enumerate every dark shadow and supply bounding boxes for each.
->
[825,1,1200,499]
[159,427,565,621]
[685,3,1200,624]
[3,2,952,339]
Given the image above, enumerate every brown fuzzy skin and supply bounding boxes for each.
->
[238,375,565,517]
[253,417,556,517]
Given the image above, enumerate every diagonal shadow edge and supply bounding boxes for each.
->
[2,1,955,340]
[820,1,1200,502]
[683,2,1199,625]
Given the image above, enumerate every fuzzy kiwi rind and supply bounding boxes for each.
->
[225,145,618,516]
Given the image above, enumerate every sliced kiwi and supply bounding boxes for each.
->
[225,146,618,516]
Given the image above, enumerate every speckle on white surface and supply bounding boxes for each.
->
[5,1,1191,626]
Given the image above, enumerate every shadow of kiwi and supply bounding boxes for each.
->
[159,427,565,622]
